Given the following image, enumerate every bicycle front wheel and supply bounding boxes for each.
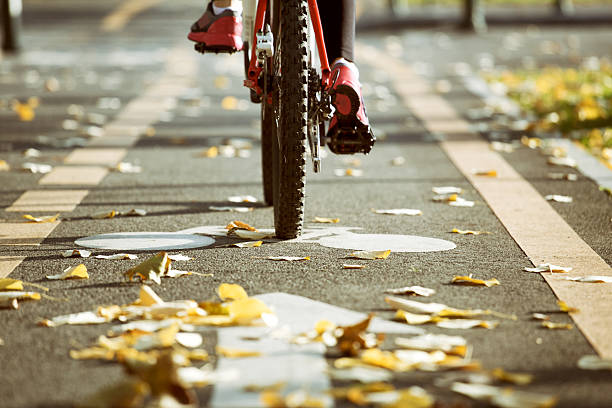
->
[272,0,309,239]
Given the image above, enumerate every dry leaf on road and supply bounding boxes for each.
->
[349,250,391,260]
[23,213,59,223]
[565,276,612,283]
[451,228,489,235]
[384,286,435,297]
[95,253,138,260]
[228,195,257,203]
[218,283,248,301]
[432,186,462,195]
[542,321,573,330]
[524,263,572,273]
[342,264,366,269]
[46,264,89,280]
[313,216,340,223]
[124,252,170,285]
[233,241,263,248]
[545,194,573,203]
[451,275,500,287]
[210,206,253,213]
[372,209,422,216]
[62,249,91,258]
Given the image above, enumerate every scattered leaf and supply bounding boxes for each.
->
[230,230,274,240]
[167,254,192,262]
[209,206,253,213]
[0,160,10,171]
[451,382,557,408]
[436,319,499,330]
[334,168,363,177]
[548,172,577,181]
[217,283,248,301]
[139,285,164,306]
[122,209,147,217]
[432,186,462,195]
[449,197,475,207]
[23,213,59,223]
[531,313,550,321]
[62,249,92,258]
[46,264,89,280]
[91,210,117,219]
[200,146,218,158]
[451,228,488,235]
[22,162,52,173]
[395,310,435,325]
[524,263,572,273]
[216,346,261,358]
[349,250,391,260]
[491,368,533,385]
[557,300,579,313]
[490,141,515,153]
[113,162,142,173]
[228,195,257,203]
[472,169,498,177]
[577,355,612,371]
[451,275,500,287]
[342,264,366,269]
[395,334,467,355]
[391,156,406,166]
[95,253,138,260]
[385,286,435,297]
[329,366,393,383]
[372,209,422,216]
[225,221,256,231]
[565,276,612,283]
[313,216,340,223]
[548,157,577,167]
[233,240,263,248]
[23,148,41,158]
[256,256,310,262]
[13,101,35,121]
[542,321,573,330]
[545,194,573,203]
[124,252,170,285]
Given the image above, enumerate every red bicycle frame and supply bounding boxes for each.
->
[244,0,332,96]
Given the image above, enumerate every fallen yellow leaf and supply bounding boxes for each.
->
[70,347,115,360]
[23,213,60,223]
[139,285,164,306]
[227,297,272,324]
[472,169,498,177]
[0,160,10,171]
[46,264,89,280]
[349,250,391,260]
[226,220,257,231]
[218,283,248,301]
[233,240,263,248]
[451,228,489,235]
[313,216,340,223]
[451,275,500,287]
[14,102,35,121]
[542,321,573,330]
[91,210,117,219]
[124,252,170,285]
[557,300,579,313]
[0,278,24,291]
[491,368,533,385]
[200,146,219,158]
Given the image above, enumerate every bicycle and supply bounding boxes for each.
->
[197,0,375,239]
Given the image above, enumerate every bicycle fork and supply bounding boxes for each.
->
[243,0,334,173]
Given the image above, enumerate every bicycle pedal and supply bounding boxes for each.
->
[327,122,375,155]
[194,43,240,54]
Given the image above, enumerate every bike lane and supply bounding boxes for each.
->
[0,4,611,407]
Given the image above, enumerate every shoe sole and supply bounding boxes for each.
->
[188,32,243,53]
[332,84,360,124]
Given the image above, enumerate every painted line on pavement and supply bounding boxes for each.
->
[63,148,127,166]
[0,257,26,278]
[0,222,60,246]
[358,43,612,359]
[211,292,422,407]
[101,0,164,33]
[1,46,197,277]
[38,166,109,186]
[6,190,89,213]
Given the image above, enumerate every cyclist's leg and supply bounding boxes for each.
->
[188,1,244,52]
[318,0,375,154]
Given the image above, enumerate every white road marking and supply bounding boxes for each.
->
[5,190,89,212]
[178,225,456,252]
[211,292,423,407]
[75,232,216,251]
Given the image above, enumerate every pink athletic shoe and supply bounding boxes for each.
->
[326,62,375,154]
[188,2,243,53]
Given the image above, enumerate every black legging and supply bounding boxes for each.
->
[318,0,355,63]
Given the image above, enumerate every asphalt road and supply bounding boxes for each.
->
[1,1,611,407]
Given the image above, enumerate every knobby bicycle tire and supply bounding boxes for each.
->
[261,95,275,206]
[273,0,308,239]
